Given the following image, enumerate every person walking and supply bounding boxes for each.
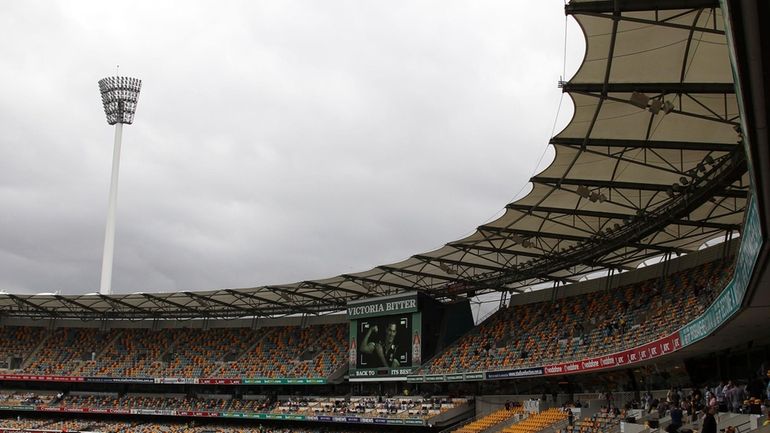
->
[701,407,717,433]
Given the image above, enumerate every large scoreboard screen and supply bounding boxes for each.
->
[347,293,422,380]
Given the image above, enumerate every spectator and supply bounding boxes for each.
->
[701,407,717,433]
[669,403,683,432]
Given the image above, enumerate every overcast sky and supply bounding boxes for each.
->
[0,1,584,295]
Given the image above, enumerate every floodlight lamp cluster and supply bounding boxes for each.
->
[576,185,606,203]
[630,91,674,115]
[438,263,459,275]
[666,154,719,198]
[511,234,536,249]
[98,76,142,125]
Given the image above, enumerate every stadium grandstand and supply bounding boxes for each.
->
[1,1,769,433]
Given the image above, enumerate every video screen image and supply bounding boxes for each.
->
[356,315,412,369]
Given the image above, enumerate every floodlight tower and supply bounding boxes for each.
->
[97,76,142,295]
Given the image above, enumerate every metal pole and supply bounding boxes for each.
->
[99,122,123,295]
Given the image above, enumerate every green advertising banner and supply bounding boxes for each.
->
[241,378,326,385]
[0,405,33,411]
[680,197,762,346]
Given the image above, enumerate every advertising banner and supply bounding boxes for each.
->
[176,411,219,417]
[544,332,681,376]
[346,293,419,320]
[198,378,242,385]
[0,374,84,383]
[486,367,544,380]
[241,378,325,385]
[0,405,33,411]
[680,198,761,346]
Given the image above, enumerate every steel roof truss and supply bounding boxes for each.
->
[339,274,416,293]
[571,90,740,126]
[377,265,456,286]
[99,295,156,317]
[5,294,57,317]
[183,291,256,314]
[550,137,735,152]
[573,10,723,35]
[506,204,739,231]
[297,281,370,298]
[270,284,348,307]
[223,289,315,315]
[565,0,717,14]
[141,293,202,315]
[412,254,506,273]
[54,296,103,316]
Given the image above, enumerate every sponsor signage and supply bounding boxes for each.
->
[241,378,326,385]
[0,374,85,383]
[155,377,199,385]
[0,374,322,386]
[486,367,544,380]
[352,367,415,378]
[0,405,33,411]
[198,378,241,385]
[405,419,426,425]
[544,332,681,376]
[464,372,484,381]
[19,405,428,427]
[346,293,419,319]
[36,407,129,415]
[408,370,522,383]
[680,198,761,346]
[176,411,219,417]
[406,375,424,383]
[85,377,154,384]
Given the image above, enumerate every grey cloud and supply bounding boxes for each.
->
[0,0,582,295]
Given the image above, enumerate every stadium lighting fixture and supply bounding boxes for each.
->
[629,91,650,109]
[97,76,142,295]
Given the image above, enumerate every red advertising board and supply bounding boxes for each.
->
[0,374,85,383]
[544,332,681,376]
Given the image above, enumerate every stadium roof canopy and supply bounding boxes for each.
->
[0,0,750,319]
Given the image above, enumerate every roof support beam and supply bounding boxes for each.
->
[183,291,256,315]
[550,137,735,152]
[571,10,724,35]
[55,296,103,316]
[412,254,505,272]
[448,242,543,259]
[142,293,202,316]
[5,294,57,317]
[266,285,347,307]
[477,226,589,243]
[297,281,370,298]
[339,274,417,292]
[531,176,748,198]
[377,265,458,283]
[566,0,718,14]
[223,289,315,316]
[562,82,734,94]
[505,203,741,231]
[99,295,156,317]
